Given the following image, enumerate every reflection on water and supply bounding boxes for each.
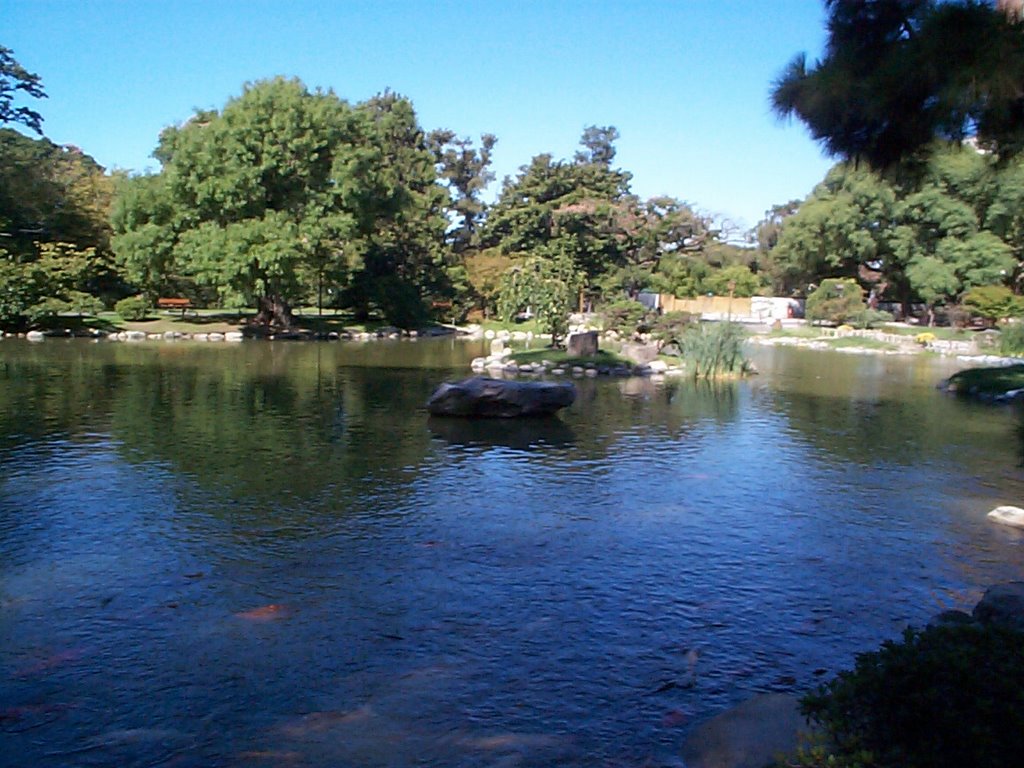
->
[1,339,1023,767]
[427,415,577,449]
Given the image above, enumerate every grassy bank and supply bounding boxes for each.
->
[946,365,1024,396]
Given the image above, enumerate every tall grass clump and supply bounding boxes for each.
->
[999,322,1024,357]
[679,321,751,378]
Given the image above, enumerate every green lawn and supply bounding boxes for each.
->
[877,324,977,341]
[506,347,633,368]
[825,336,900,351]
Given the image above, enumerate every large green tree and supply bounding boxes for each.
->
[113,79,450,328]
[0,130,116,328]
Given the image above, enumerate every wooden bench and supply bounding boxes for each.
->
[157,297,192,316]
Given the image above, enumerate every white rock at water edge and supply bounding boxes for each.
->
[988,506,1024,529]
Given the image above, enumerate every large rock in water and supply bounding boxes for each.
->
[426,377,575,418]
[681,694,816,768]
[973,582,1024,631]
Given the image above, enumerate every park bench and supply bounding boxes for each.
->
[157,297,192,316]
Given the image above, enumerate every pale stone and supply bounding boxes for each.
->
[620,341,660,365]
[987,505,1024,530]
[208,332,225,342]
[26,330,45,341]
[484,330,495,339]
[225,331,244,342]
[490,339,505,355]
[648,359,669,373]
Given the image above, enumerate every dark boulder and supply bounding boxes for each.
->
[973,582,1024,631]
[426,377,575,418]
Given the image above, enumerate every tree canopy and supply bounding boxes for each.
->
[112,79,451,328]
[773,0,1024,168]
[0,46,45,135]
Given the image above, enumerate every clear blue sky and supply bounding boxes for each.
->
[4,0,834,232]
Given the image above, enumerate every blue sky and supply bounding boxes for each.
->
[4,0,834,232]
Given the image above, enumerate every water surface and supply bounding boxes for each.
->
[1,339,1022,767]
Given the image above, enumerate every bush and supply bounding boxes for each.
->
[806,279,866,325]
[650,311,695,350]
[601,300,650,336]
[801,623,1024,768]
[1000,322,1024,356]
[962,285,1024,326]
[115,295,150,321]
[849,308,893,329]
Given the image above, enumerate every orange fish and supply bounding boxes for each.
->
[660,709,690,727]
[235,604,290,621]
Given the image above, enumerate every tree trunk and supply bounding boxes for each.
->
[254,295,294,328]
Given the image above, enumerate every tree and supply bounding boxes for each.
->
[428,129,496,253]
[342,91,451,326]
[496,245,583,343]
[0,46,45,135]
[772,1,1024,169]
[0,129,117,328]
[806,277,868,324]
[769,164,900,298]
[483,127,634,308]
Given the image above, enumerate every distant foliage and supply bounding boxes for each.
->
[115,295,150,321]
[650,310,695,350]
[805,279,865,325]
[600,299,650,337]
[800,623,1024,768]
[963,285,1024,325]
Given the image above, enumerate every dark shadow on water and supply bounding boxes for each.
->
[427,415,576,450]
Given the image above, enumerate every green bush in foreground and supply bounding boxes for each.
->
[115,295,150,321]
[796,623,1024,768]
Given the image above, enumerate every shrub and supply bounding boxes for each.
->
[650,311,695,350]
[601,299,650,336]
[849,308,893,329]
[1000,322,1024,357]
[806,279,866,325]
[801,623,1024,768]
[115,295,150,321]
[915,332,936,345]
[962,285,1024,326]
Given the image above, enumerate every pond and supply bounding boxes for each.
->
[1,338,1023,767]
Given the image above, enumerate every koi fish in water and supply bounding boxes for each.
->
[235,604,290,621]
